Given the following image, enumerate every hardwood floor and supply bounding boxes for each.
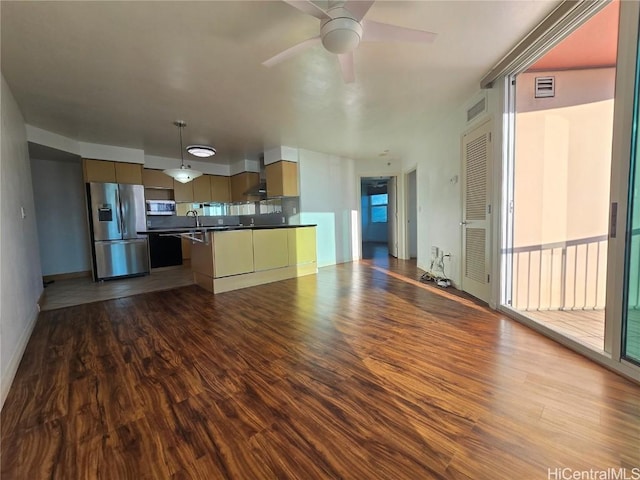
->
[2,259,639,479]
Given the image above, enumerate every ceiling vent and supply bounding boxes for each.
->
[535,76,555,98]
[466,97,486,123]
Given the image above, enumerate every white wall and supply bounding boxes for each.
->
[30,157,91,276]
[1,75,43,408]
[297,149,358,267]
[403,105,468,287]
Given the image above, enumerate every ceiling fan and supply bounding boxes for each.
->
[263,0,437,83]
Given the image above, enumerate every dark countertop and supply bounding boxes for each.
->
[138,224,317,235]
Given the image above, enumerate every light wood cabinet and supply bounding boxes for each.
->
[210,175,231,203]
[253,229,289,271]
[266,161,298,197]
[213,230,254,277]
[181,238,192,261]
[115,162,143,184]
[230,172,260,202]
[143,168,174,188]
[192,226,317,294]
[192,175,212,203]
[173,180,194,203]
[288,226,317,266]
[83,159,116,183]
[83,159,143,184]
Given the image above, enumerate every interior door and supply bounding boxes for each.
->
[461,121,492,302]
[387,176,398,257]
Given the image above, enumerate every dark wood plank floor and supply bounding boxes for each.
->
[2,257,639,479]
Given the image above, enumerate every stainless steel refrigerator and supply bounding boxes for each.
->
[87,182,149,280]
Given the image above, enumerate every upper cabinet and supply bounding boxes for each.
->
[210,175,231,203]
[173,179,194,203]
[142,168,174,188]
[170,174,233,203]
[115,162,143,184]
[83,159,142,184]
[192,175,212,203]
[266,161,298,197]
[83,159,116,183]
[230,172,260,202]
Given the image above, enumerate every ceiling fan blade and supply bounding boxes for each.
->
[344,1,375,21]
[338,52,355,84]
[362,20,437,44]
[262,36,321,67]
[282,0,332,20]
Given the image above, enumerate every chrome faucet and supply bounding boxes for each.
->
[186,210,200,227]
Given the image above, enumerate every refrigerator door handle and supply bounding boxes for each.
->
[115,189,122,234]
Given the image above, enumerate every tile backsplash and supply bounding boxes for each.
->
[148,197,299,230]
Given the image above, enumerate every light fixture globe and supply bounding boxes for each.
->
[187,145,216,158]
[163,120,203,184]
[320,16,363,54]
[164,165,203,184]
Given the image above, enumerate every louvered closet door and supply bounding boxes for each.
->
[461,120,492,302]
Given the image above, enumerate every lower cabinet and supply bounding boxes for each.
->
[213,230,254,277]
[253,229,288,271]
[288,226,316,266]
[191,227,317,294]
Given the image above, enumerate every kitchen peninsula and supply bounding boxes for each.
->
[139,225,317,293]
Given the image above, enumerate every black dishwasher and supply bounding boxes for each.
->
[148,234,183,268]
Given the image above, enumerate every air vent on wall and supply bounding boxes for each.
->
[535,76,555,98]
[466,97,486,123]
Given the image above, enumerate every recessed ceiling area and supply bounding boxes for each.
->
[1,1,560,165]
[28,142,81,164]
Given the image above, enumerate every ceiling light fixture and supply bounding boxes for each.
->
[320,13,363,54]
[163,121,203,184]
[187,145,216,158]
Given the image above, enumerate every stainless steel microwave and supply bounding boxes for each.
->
[145,200,176,216]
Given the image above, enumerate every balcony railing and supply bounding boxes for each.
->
[506,234,608,311]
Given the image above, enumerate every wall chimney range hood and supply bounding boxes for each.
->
[244,180,267,197]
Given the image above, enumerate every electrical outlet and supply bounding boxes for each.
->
[431,246,439,259]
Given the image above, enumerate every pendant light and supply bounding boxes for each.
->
[163,121,203,184]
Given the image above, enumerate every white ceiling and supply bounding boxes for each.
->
[1,1,559,165]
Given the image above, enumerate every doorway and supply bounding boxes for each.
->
[502,1,619,352]
[360,176,396,260]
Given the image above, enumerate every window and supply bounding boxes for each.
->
[370,194,388,223]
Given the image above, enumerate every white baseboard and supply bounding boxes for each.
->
[1,303,39,410]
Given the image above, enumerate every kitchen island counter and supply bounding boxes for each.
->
[140,225,318,294]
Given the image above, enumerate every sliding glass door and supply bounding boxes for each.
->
[622,31,640,365]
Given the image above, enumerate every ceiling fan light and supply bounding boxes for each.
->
[187,145,216,157]
[321,17,363,54]
[163,166,203,184]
